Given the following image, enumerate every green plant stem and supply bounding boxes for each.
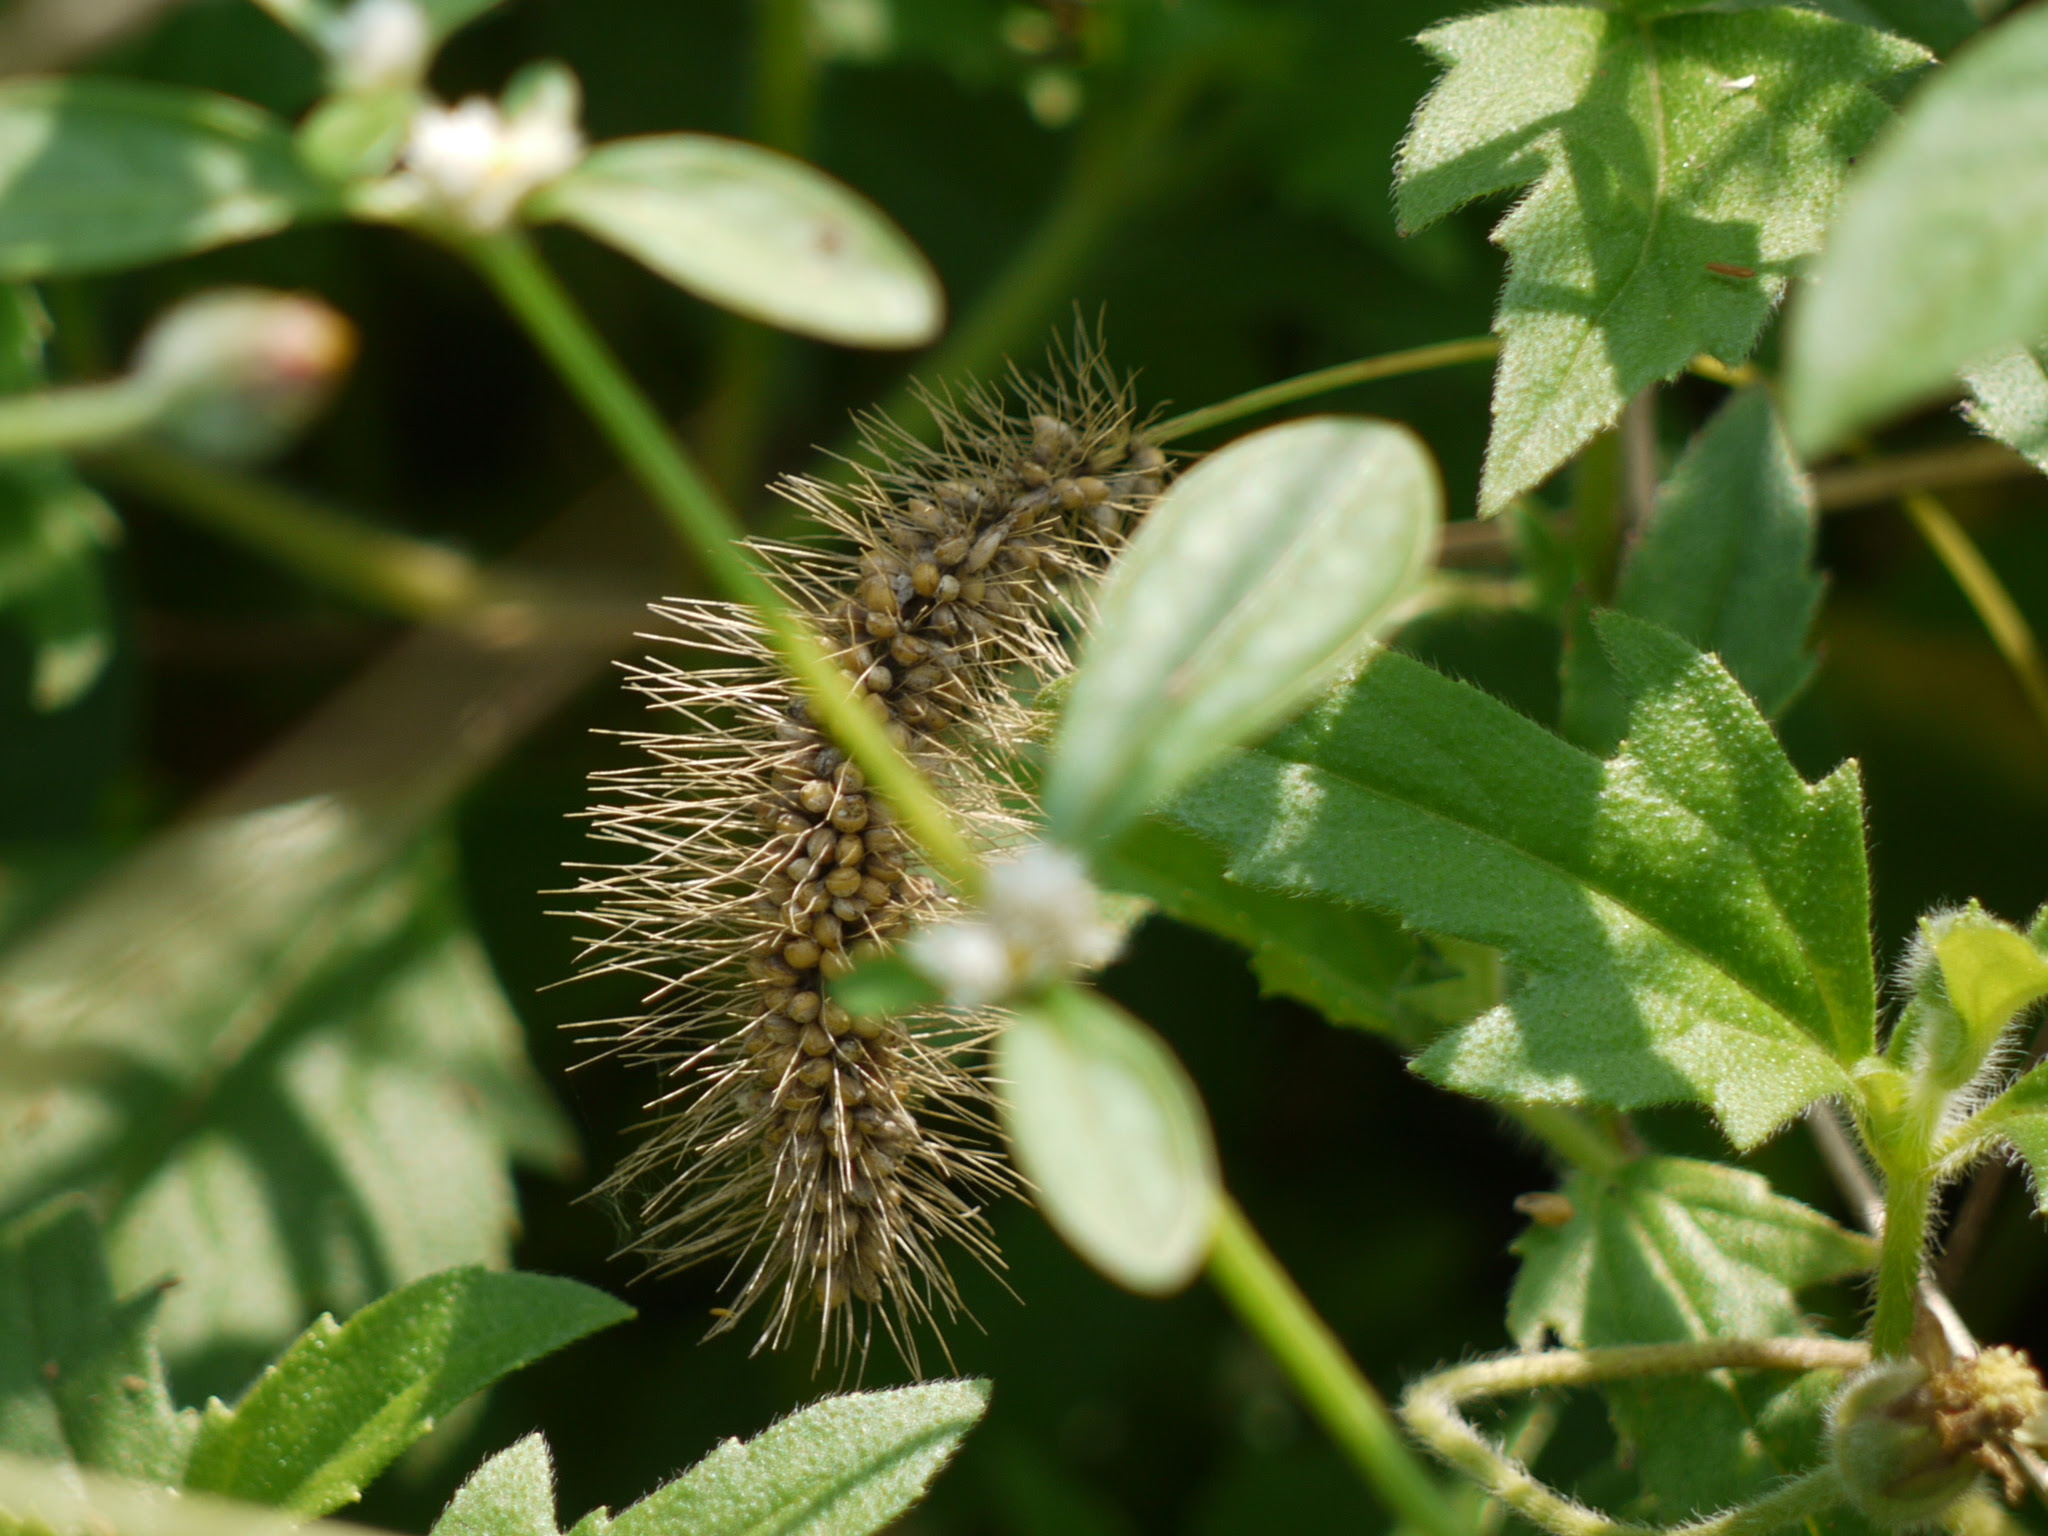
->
[1151,338,1500,445]
[1901,490,2048,742]
[0,376,165,458]
[1401,1339,1868,1536]
[1508,1104,1629,1179]
[1871,1162,1935,1359]
[461,228,982,894]
[92,443,489,621]
[1207,1194,1469,1536]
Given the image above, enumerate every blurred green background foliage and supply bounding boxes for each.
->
[2,0,2044,1530]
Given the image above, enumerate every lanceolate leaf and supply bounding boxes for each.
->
[1786,4,2048,453]
[1510,1156,1871,1518]
[1964,346,2048,476]
[0,1198,193,1484]
[1169,615,1875,1147]
[183,1268,631,1519]
[1563,389,1821,753]
[0,79,329,281]
[1397,6,1925,512]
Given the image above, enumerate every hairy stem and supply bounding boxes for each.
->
[1207,1194,1470,1536]
[1402,1339,1868,1536]
[1151,337,1499,445]
[1901,490,2048,742]
[461,228,983,893]
[92,443,492,622]
[0,375,164,457]
[1872,1162,1936,1359]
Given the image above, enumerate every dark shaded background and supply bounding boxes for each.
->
[6,0,2046,1530]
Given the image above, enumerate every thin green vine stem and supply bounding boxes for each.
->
[1207,1194,1470,1536]
[1901,490,2048,742]
[460,228,983,895]
[1150,337,1499,445]
[0,375,165,457]
[1401,1338,1869,1536]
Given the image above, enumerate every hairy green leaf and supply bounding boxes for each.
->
[1785,4,2048,451]
[0,79,329,281]
[533,136,943,349]
[0,1452,394,1536]
[1563,389,1820,753]
[0,829,577,1394]
[1398,6,1924,511]
[0,1199,192,1483]
[431,1435,558,1536]
[998,989,1218,1294]
[1097,816,1489,1049]
[1510,1156,1871,1518]
[1169,615,1874,1146]
[578,1381,990,1536]
[184,1268,630,1518]
[1964,346,2048,476]
[0,287,115,712]
[1046,416,1439,848]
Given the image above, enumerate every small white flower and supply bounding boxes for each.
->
[324,0,432,93]
[401,87,584,233]
[910,844,1125,1006]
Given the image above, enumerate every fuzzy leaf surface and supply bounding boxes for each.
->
[183,1268,630,1518]
[1098,816,1487,1049]
[533,136,942,349]
[998,989,1218,1294]
[0,1452,396,1536]
[1563,388,1820,753]
[1397,6,1924,511]
[431,1434,558,1536]
[0,79,328,281]
[1785,4,2048,451]
[1956,1059,2048,1215]
[0,828,577,1397]
[1964,346,2048,476]
[1169,616,1874,1146]
[0,286,114,712]
[1046,416,1439,847]
[573,1381,990,1536]
[1510,1156,1871,1518]
[0,1199,192,1483]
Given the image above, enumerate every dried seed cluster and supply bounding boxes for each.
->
[573,333,1169,1367]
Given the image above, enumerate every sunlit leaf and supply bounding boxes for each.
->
[0,1452,393,1536]
[0,79,330,281]
[184,1268,630,1519]
[1168,616,1874,1147]
[431,1434,558,1536]
[533,135,943,349]
[1785,4,2048,451]
[998,988,1218,1294]
[1045,416,1439,849]
[1398,6,1924,510]
[1964,345,2048,476]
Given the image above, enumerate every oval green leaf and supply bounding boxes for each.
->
[998,988,1218,1295]
[531,134,943,349]
[1785,5,2048,453]
[1044,415,1441,848]
[0,78,331,280]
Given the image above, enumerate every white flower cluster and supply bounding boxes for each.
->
[910,844,1125,1007]
[398,79,584,234]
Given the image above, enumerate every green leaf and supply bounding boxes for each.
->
[1964,345,2048,476]
[432,1435,558,1536]
[1934,921,2048,1051]
[0,828,578,1392]
[0,1451,397,1536]
[1785,4,2048,452]
[0,79,329,281]
[0,1198,192,1483]
[1168,615,1874,1147]
[828,951,941,1021]
[1562,388,1821,754]
[1397,6,1925,511]
[997,987,1219,1294]
[531,135,943,349]
[184,1268,630,1519]
[0,287,116,713]
[583,1381,990,1536]
[1045,417,1440,849]
[250,0,504,44]
[1096,815,1489,1049]
[1509,1156,1871,1518]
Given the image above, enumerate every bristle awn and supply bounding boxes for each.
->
[569,320,1173,1370]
